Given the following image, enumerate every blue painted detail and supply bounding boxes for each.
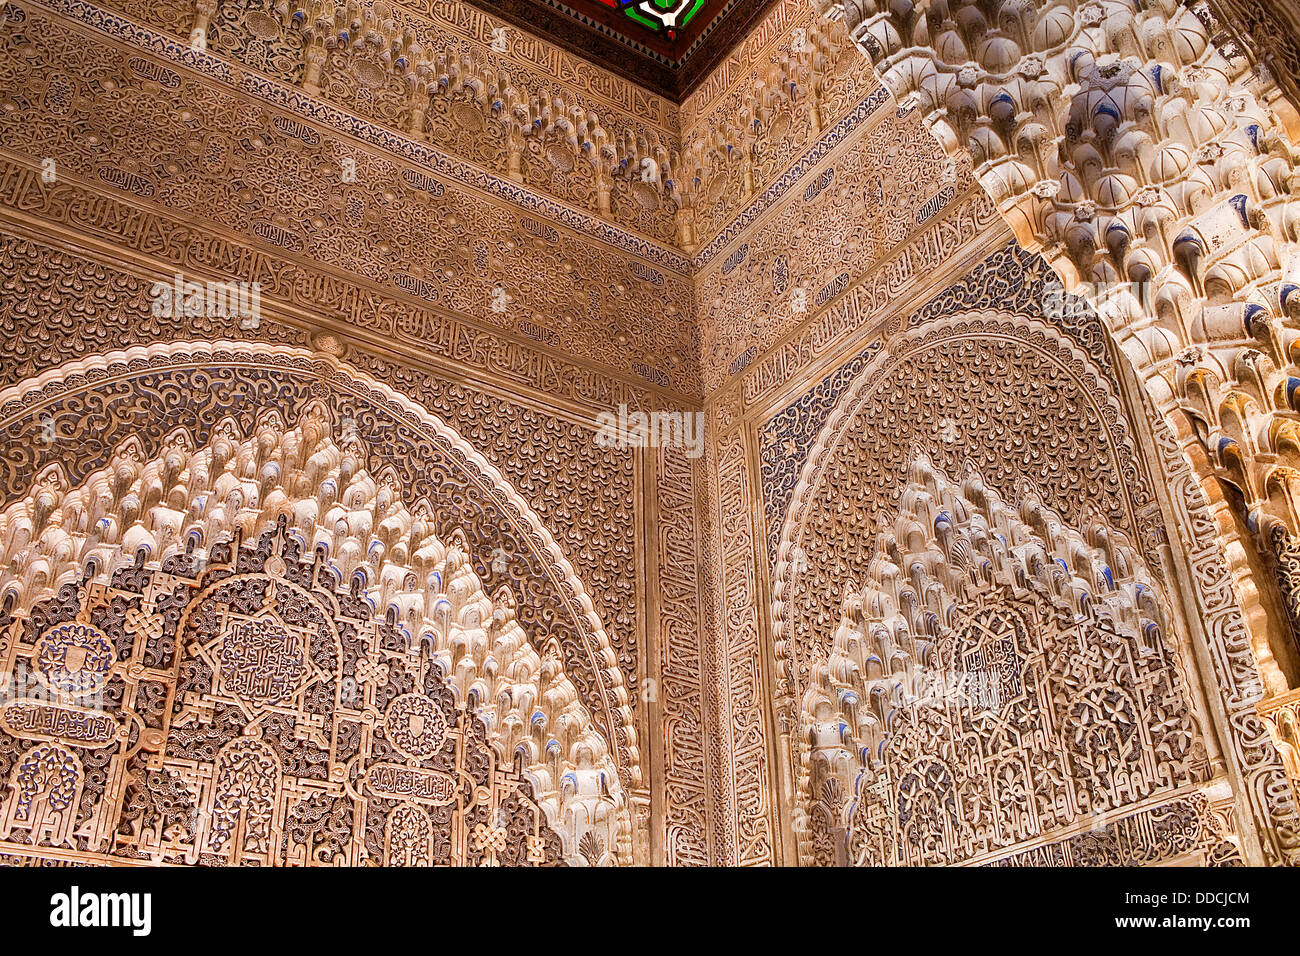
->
[1230,194,1249,228]
[1281,283,1299,312]
[1286,376,1300,408]
[1244,303,1266,336]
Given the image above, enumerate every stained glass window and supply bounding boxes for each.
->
[593,0,707,37]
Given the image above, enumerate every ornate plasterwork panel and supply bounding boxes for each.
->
[760,243,1147,572]
[0,229,652,718]
[0,233,311,389]
[793,455,1233,866]
[0,343,642,804]
[0,395,630,864]
[652,447,711,865]
[701,423,775,865]
[817,0,1300,703]
[49,0,683,232]
[0,0,698,395]
[0,216,718,863]
[756,239,1300,864]
[694,101,976,388]
[771,292,1152,710]
[675,2,878,249]
[54,0,678,125]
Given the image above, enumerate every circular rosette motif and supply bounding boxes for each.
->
[383,694,450,761]
[33,622,115,699]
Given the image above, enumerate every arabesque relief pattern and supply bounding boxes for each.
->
[762,239,1300,864]
[76,0,683,240]
[0,0,698,395]
[795,455,1234,866]
[5,0,1300,868]
[822,0,1300,689]
[0,343,647,798]
[0,398,629,864]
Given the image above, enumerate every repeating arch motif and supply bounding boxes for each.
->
[0,342,636,865]
[772,308,1146,723]
[818,0,1300,713]
[793,454,1235,865]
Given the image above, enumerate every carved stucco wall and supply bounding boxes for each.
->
[0,363,633,864]
[3,0,1300,867]
[0,0,717,867]
[0,236,711,865]
[700,231,1300,866]
[691,0,1300,866]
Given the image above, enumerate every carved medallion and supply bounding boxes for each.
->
[383,694,450,760]
[33,623,114,699]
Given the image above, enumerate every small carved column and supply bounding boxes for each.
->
[407,90,428,139]
[596,166,612,216]
[506,129,525,183]
[630,789,651,866]
[674,205,696,252]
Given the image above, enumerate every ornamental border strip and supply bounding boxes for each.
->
[30,0,694,273]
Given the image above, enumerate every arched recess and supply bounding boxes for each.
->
[0,341,638,866]
[769,300,1300,864]
[792,454,1233,865]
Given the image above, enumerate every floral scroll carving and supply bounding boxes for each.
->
[0,344,639,864]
